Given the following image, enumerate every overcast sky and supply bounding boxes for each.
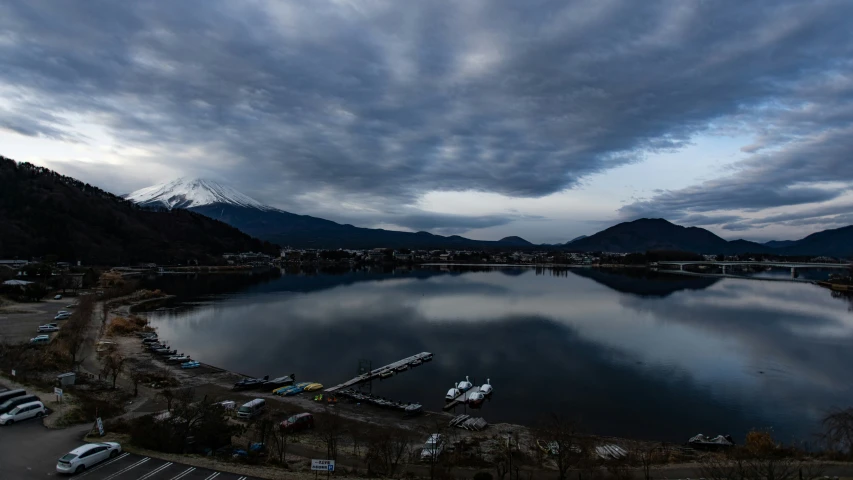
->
[2,1,852,244]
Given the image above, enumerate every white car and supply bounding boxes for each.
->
[0,400,46,425]
[30,335,50,345]
[54,294,62,300]
[38,323,59,333]
[57,310,70,315]
[421,433,444,461]
[56,442,122,474]
[55,313,72,320]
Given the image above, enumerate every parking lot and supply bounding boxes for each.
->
[0,296,74,343]
[0,411,258,480]
[68,453,256,480]
[1,381,260,480]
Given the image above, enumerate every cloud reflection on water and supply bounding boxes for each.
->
[147,268,853,442]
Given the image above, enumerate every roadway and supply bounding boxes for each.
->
[0,398,258,480]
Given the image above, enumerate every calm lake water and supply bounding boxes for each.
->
[144,267,853,444]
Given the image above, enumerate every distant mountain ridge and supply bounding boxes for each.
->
[125,179,853,257]
[567,218,853,257]
[127,179,533,250]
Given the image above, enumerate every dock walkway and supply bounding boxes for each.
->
[444,386,483,410]
[325,352,433,393]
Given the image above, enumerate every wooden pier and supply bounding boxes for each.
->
[325,352,433,393]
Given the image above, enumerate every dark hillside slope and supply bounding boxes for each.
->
[188,203,532,250]
[778,225,853,257]
[0,157,277,264]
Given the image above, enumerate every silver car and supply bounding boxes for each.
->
[56,442,122,475]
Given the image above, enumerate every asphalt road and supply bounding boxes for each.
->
[0,418,259,479]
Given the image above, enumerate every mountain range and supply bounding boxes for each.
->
[125,177,853,258]
[126,178,535,250]
[0,157,278,264]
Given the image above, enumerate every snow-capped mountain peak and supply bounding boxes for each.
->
[126,177,274,211]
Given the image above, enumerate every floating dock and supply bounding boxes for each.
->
[325,352,433,393]
[444,385,484,410]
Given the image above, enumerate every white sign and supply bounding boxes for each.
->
[311,459,335,472]
[54,387,63,397]
[11,369,15,376]
[96,417,104,436]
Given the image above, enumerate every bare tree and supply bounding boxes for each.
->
[100,351,126,389]
[822,408,853,456]
[419,419,455,480]
[494,435,513,480]
[318,407,343,461]
[158,387,192,413]
[364,426,414,478]
[350,422,364,460]
[637,444,663,480]
[539,414,584,480]
[382,428,413,478]
[58,295,94,369]
[270,418,291,466]
[126,359,154,397]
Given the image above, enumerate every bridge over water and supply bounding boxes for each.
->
[656,260,850,278]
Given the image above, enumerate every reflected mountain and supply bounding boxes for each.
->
[570,267,720,297]
[146,267,853,442]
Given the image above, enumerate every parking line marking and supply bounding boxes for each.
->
[136,461,173,480]
[102,457,150,480]
[203,472,221,480]
[169,467,196,480]
[75,452,130,477]
[237,477,247,480]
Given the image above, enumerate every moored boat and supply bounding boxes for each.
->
[445,384,461,401]
[233,375,269,391]
[457,376,473,392]
[263,375,294,389]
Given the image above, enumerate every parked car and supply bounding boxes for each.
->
[420,434,444,461]
[0,389,27,405]
[0,401,46,425]
[57,310,70,316]
[280,412,314,432]
[56,442,122,474]
[236,399,266,419]
[38,323,59,333]
[30,335,50,345]
[54,294,62,300]
[54,313,71,321]
[0,394,41,415]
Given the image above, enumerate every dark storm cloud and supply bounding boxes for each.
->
[2,0,852,224]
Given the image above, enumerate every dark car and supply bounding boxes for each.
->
[280,413,314,432]
[0,389,27,405]
[0,394,40,415]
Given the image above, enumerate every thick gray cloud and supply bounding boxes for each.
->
[1,1,852,233]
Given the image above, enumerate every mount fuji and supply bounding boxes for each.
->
[126,177,276,211]
[125,178,530,249]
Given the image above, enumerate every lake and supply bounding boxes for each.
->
[144,266,853,444]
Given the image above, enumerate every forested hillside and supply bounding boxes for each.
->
[0,157,278,264]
